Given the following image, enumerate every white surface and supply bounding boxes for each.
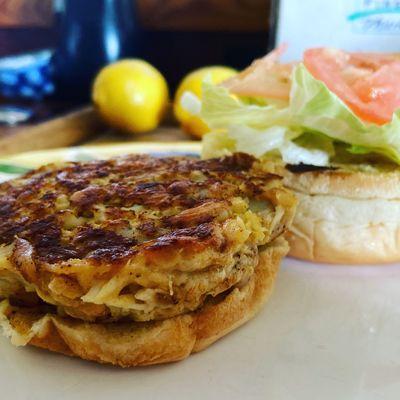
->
[1,258,400,400]
[277,0,400,61]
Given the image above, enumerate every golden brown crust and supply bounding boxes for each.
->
[0,153,278,264]
[0,154,295,365]
[0,153,296,323]
[284,165,400,199]
[0,238,287,367]
[284,166,400,264]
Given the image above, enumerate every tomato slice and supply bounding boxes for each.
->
[304,48,400,125]
[222,44,294,100]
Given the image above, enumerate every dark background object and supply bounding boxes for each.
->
[0,0,275,123]
[0,0,276,154]
[53,0,140,99]
[142,30,270,90]
[0,0,274,90]
[267,0,279,50]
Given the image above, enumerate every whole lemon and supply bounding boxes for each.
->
[92,59,169,134]
[174,66,237,138]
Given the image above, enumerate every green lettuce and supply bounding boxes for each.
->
[291,64,400,164]
[201,82,290,129]
[200,63,400,165]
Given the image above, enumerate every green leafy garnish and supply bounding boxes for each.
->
[200,63,400,165]
[0,164,31,174]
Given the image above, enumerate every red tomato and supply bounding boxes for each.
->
[304,48,400,125]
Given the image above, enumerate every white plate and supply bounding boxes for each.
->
[1,143,400,399]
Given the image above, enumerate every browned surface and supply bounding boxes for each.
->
[0,0,270,31]
[2,238,286,367]
[0,153,296,324]
[0,153,276,262]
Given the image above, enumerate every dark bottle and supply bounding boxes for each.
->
[53,0,140,100]
[268,0,279,50]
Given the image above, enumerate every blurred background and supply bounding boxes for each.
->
[0,0,277,155]
[2,1,400,157]
[0,0,274,96]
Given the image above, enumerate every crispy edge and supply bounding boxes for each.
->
[283,166,400,199]
[0,238,288,367]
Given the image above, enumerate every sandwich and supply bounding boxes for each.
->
[0,153,296,366]
[191,46,400,264]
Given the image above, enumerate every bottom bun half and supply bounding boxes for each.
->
[0,238,288,367]
[284,167,400,264]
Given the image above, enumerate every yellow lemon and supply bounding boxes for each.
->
[92,59,169,134]
[174,66,237,138]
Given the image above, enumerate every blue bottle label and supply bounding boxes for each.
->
[348,0,400,34]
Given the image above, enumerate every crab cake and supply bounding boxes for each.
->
[0,153,296,367]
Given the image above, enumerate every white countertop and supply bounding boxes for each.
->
[2,257,400,400]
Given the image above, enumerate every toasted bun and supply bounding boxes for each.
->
[0,238,287,367]
[284,167,400,264]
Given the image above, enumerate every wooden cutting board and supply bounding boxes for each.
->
[0,106,193,156]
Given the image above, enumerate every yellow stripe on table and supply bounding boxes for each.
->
[0,142,201,169]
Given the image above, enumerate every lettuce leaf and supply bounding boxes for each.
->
[200,64,400,165]
[228,125,288,157]
[280,141,330,166]
[200,80,333,165]
[285,132,335,166]
[291,64,400,164]
[201,83,289,130]
[202,131,236,159]
[202,129,334,166]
